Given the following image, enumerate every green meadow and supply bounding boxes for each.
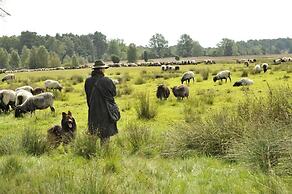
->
[0,61,291,193]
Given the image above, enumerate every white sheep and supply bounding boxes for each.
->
[161,65,167,71]
[213,70,231,83]
[233,78,254,86]
[15,89,33,106]
[15,86,33,93]
[2,74,15,82]
[254,64,261,74]
[261,63,269,73]
[44,80,63,91]
[15,92,55,117]
[0,89,16,112]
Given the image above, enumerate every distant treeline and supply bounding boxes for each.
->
[0,31,292,69]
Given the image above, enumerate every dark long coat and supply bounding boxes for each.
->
[84,73,118,138]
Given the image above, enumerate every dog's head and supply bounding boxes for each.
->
[61,111,76,132]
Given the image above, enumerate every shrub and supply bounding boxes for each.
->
[0,156,23,176]
[134,77,146,85]
[200,89,215,105]
[135,92,157,120]
[73,134,97,159]
[52,90,68,101]
[64,86,74,93]
[175,55,180,61]
[111,55,120,63]
[124,121,152,153]
[0,136,18,156]
[70,75,84,84]
[21,129,47,156]
[241,69,249,77]
[196,76,203,82]
[117,85,133,97]
[183,97,201,123]
[200,68,209,80]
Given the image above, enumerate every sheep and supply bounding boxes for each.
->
[261,63,269,73]
[0,89,16,112]
[161,65,167,71]
[112,79,119,85]
[2,74,15,82]
[174,66,180,71]
[15,92,55,117]
[15,86,33,93]
[273,59,282,65]
[233,78,254,87]
[244,61,250,67]
[32,87,45,95]
[156,84,170,100]
[15,89,33,106]
[171,85,189,100]
[44,80,63,91]
[254,64,262,74]
[181,71,195,84]
[213,70,231,83]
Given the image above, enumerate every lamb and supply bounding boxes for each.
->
[15,86,33,93]
[181,71,195,84]
[171,85,189,100]
[261,63,269,73]
[156,84,170,100]
[44,80,63,91]
[213,70,231,83]
[254,64,261,74]
[15,92,55,117]
[15,89,33,106]
[0,89,16,112]
[2,74,15,82]
[233,78,254,87]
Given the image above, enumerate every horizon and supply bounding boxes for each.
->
[1,0,292,47]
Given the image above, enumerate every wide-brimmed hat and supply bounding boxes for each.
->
[92,60,109,69]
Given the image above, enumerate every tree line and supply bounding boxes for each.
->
[0,31,292,69]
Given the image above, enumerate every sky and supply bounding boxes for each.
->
[0,0,292,48]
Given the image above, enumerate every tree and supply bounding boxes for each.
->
[19,31,41,49]
[192,41,204,56]
[217,38,235,56]
[107,39,121,57]
[176,34,194,57]
[127,43,137,63]
[37,46,49,67]
[149,33,168,58]
[71,55,79,67]
[143,51,148,62]
[92,31,107,59]
[0,48,9,68]
[48,52,61,67]
[9,50,20,69]
[21,46,30,68]
[28,47,38,69]
[111,55,120,63]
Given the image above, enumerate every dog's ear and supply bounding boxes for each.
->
[68,111,72,116]
[62,112,67,118]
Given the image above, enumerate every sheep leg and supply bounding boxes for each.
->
[192,77,195,83]
[228,76,231,82]
[50,106,55,112]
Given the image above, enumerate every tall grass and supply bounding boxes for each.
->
[21,129,48,156]
[135,92,157,120]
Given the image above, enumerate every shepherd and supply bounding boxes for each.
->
[84,60,120,148]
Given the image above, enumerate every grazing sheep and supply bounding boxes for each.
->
[0,89,16,112]
[254,64,262,74]
[156,84,170,100]
[15,89,33,106]
[171,85,189,100]
[15,86,33,93]
[213,70,231,83]
[273,59,282,65]
[244,61,250,67]
[181,71,195,84]
[261,63,269,73]
[44,80,63,91]
[32,87,45,95]
[2,74,15,82]
[233,78,254,87]
[15,92,55,117]
[174,66,180,71]
[161,65,167,71]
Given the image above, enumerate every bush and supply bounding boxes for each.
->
[111,55,120,63]
[117,85,133,97]
[70,75,84,84]
[241,69,249,77]
[0,136,18,156]
[175,55,180,61]
[73,134,98,159]
[134,77,146,85]
[21,129,47,156]
[200,68,209,80]
[0,156,23,176]
[124,121,152,153]
[135,92,157,120]
[183,98,201,123]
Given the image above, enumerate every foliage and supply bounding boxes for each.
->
[127,43,137,63]
[149,33,169,58]
[176,34,194,57]
[143,50,148,62]
[111,54,120,63]
[21,129,47,156]
[0,47,9,68]
[9,49,21,69]
[135,92,157,120]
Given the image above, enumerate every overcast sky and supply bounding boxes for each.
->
[0,0,291,47]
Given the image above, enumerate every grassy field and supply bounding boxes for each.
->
[0,61,291,193]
